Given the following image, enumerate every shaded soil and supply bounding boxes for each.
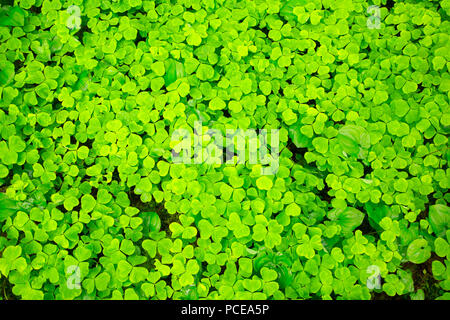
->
[128,188,178,233]
[0,277,18,300]
[373,253,445,300]
[402,253,445,299]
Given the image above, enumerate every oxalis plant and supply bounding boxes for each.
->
[0,0,449,301]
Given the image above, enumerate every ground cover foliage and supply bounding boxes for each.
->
[0,0,449,300]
